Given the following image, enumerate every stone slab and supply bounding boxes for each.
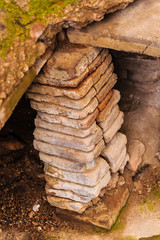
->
[98,104,120,133]
[45,170,111,198]
[35,117,97,138]
[45,170,111,203]
[35,49,109,88]
[56,185,130,229]
[30,97,98,120]
[97,89,120,122]
[67,0,160,57]
[33,125,102,152]
[119,153,129,174]
[103,111,124,143]
[44,157,109,186]
[27,87,97,110]
[39,152,98,172]
[101,132,127,164]
[97,90,113,112]
[96,74,117,103]
[33,139,105,163]
[37,108,99,129]
[43,43,100,80]
[28,54,112,100]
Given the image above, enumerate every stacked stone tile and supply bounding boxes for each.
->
[27,42,129,213]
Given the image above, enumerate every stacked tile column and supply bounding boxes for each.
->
[27,42,129,213]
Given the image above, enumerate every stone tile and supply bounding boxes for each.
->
[119,153,129,174]
[35,117,97,138]
[45,170,111,203]
[101,132,127,164]
[33,125,102,152]
[94,63,114,93]
[28,55,112,100]
[30,97,98,120]
[96,73,117,102]
[44,157,109,186]
[43,43,100,80]
[110,146,127,173]
[33,139,105,163]
[97,90,113,112]
[27,87,96,110]
[47,195,91,213]
[103,111,124,143]
[39,152,97,172]
[45,170,111,198]
[56,185,130,229]
[98,104,120,133]
[127,139,145,171]
[35,49,109,88]
[37,109,99,129]
[96,89,120,122]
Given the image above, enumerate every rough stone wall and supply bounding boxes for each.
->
[0,0,133,130]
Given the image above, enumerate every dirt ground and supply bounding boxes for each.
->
[0,96,160,240]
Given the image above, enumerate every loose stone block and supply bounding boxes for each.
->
[30,97,98,120]
[33,139,105,163]
[103,111,124,143]
[97,90,113,112]
[96,74,117,103]
[97,89,121,122]
[35,49,109,88]
[44,157,109,186]
[33,125,102,152]
[27,87,97,110]
[45,170,111,198]
[98,104,120,133]
[39,152,98,172]
[47,195,91,213]
[111,147,127,173]
[43,43,101,80]
[127,139,145,171]
[119,153,129,174]
[35,117,97,138]
[102,132,127,164]
[38,108,99,129]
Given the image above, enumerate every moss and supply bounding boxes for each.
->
[152,188,160,198]
[0,0,80,57]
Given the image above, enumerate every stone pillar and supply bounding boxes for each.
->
[112,51,160,170]
[27,42,129,213]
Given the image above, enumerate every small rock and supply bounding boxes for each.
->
[28,211,35,218]
[118,176,125,187]
[33,203,40,212]
[0,228,2,233]
[37,226,42,231]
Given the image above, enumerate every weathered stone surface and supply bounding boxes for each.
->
[97,90,113,111]
[98,104,120,132]
[96,74,117,102]
[39,152,98,172]
[56,185,130,229]
[44,157,109,186]
[110,147,127,173]
[120,153,129,173]
[34,139,105,163]
[43,43,100,80]
[47,195,91,213]
[30,97,98,120]
[106,172,119,190]
[45,171,111,203]
[67,0,160,57]
[38,109,99,129]
[103,111,124,143]
[33,125,102,152]
[35,117,97,138]
[45,170,111,198]
[127,139,145,171]
[27,87,96,110]
[97,89,120,122]
[35,49,109,88]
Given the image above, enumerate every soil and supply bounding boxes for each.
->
[0,95,160,240]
